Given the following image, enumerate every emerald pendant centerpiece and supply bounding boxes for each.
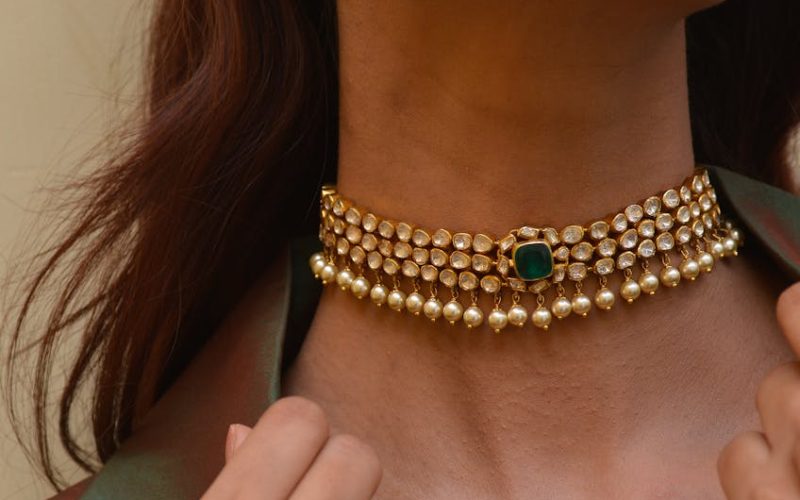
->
[512,240,554,281]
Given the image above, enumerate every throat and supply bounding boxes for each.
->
[336,3,697,233]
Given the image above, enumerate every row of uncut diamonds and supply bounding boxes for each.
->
[309,220,742,332]
[319,170,720,296]
[310,169,743,331]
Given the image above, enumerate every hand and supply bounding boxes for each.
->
[718,282,800,499]
[202,396,382,499]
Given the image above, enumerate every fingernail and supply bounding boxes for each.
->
[225,424,237,462]
[230,424,250,453]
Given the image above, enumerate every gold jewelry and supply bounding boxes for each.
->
[309,168,743,332]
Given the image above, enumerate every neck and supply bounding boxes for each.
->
[336,1,696,231]
[286,2,791,496]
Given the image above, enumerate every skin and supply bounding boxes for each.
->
[200,285,800,499]
[281,0,798,498]
[52,1,800,498]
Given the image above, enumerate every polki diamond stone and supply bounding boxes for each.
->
[568,263,588,281]
[561,225,585,245]
[656,232,675,251]
[637,239,656,259]
[616,251,636,269]
[595,257,615,276]
[643,196,662,216]
[589,221,609,240]
[624,204,644,224]
[663,189,680,209]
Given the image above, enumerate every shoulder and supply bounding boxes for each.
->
[48,477,93,500]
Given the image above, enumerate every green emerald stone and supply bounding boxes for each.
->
[513,241,554,281]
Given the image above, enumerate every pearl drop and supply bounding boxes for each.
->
[370,284,389,306]
[730,228,742,243]
[387,290,407,311]
[679,258,700,281]
[710,241,725,259]
[595,288,615,310]
[532,306,552,330]
[319,263,338,284]
[405,292,425,315]
[638,271,659,295]
[488,309,509,332]
[723,237,737,256]
[350,276,370,299]
[423,297,443,321]
[310,253,326,276]
[443,300,464,324]
[462,306,484,328]
[571,293,592,317]
[697,251,715,273]
[507,304,529,327]
[336,269,355,290]
[659,266,681,287]
[551,296,572,319]
[619,279,641,303]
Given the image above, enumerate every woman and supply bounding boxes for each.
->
[5,0,800,498]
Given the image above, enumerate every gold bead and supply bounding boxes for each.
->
[405,292,425,315]
[336,269,355,290]
[443,300,464,324]
[679,259,700,281]
[659,266,681,287]
[310,252,326,275]
[638,271,659,295]
[387,290,406,311]
[488,309,509,332]
[463,306,483,328]
[350,276,370,299]
[462,306,484,328]
[551,296,572,319]
[370,284,389,306]
[571,293,592,317]
[507,304,528,327]
[423,297,443,321]
[620,279,641,303]
[697,251,715,273]
[710,241,725,259]
[532,306,552,330]
[595,288,615,310]
[319,263,338,284]
[722,237,738,256]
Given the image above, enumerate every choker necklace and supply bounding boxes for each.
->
[309,168,742,332]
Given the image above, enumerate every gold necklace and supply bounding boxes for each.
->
[309,168,742,332]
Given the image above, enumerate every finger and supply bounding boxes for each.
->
[718,430,771,499]
[777,282,800,357]
[203,397,330,500]
[224,424,251,463]
[755,363,800,456]
[288,434,382,500]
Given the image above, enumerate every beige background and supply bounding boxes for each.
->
[0,1,144,497]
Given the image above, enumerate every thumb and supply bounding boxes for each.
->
[777,282,800,357]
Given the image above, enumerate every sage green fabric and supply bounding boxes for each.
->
[80,166,800,499]
[706,165,800,280]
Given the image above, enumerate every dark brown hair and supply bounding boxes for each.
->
[3,0,799,490]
